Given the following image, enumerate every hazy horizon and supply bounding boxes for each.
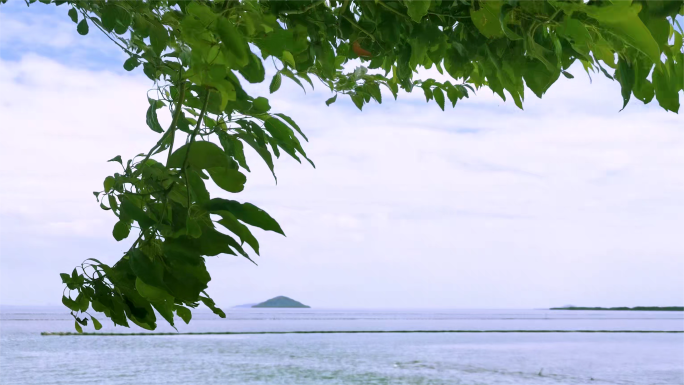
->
[1,2,683,310]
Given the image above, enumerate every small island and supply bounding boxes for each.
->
[550,306,683,311]
[252,296,310,308]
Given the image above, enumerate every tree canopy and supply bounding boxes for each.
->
[14,0,683,332]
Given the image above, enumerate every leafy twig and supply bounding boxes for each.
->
[79,10,136,57]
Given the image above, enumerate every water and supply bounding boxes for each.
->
[1,307,682,384]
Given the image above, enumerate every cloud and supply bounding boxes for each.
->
[1,7,683,309]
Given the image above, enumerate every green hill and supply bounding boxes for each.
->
[550,306,683,311]
[252,296,310,308]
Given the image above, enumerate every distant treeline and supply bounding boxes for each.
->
[550,306,684,311]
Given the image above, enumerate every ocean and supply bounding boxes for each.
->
[1,307,682,384]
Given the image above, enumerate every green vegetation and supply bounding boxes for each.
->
[551,306,684,311]
[252,296,310,308]
[14,0,683,332]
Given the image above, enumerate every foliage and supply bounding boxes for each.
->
[11,0,683,331]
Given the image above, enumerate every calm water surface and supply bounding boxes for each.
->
[1,307,682,384]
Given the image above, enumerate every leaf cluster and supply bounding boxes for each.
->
[15,0,682,331]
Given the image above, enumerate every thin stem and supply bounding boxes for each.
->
[428,12,470,20]
[280,1,326,15]
[377,1,409,20]
[338,0,350,16]
[182,89,211,209]
[222,0,231,12]
[166,81,187,164]
[342,15,376,41]
[182,89,211,170]
[80,10,136,57]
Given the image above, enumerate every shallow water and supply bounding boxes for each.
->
[1,307,682,384]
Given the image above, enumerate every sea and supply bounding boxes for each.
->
[1,306,682,385]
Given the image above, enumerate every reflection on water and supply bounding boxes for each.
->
[1,307,682,384]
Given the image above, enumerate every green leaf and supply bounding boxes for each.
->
[199,295,226,318]
[76,19,89,35]
[149,23,168,55]
[652,66,680,112]
[584,2,660,63]
[209,65,227,81]
[269,72,282,93]
[433,87,445,111]
[62,295,79,312]
[217,18,249,68]
[103,176,115,192]
[168,141,231,169]
[471,1,504,38]
[643,16,669,50]
[298,72,315,89]
[217,211,260,254]
[207,167,246,193]
[91,316,102,330]
[76,293,89,312]
[108,155,123,165]
[186,217,202,239]
[367,83,382,104]
[204,199,284,235]
[238,134,276,181]
[350,93,364,110]
[74,320,83,334]
[68,7,78,23]
[146,101,163,133]
[281,69,306,92]
[129,249,166,289]
[325,94,338,106]
[282,50,296,68]
[239,53,265,83]
[274,113,308,142]
[120,198,155,228]
[113,9,131,35]
[123,57,140,71]
[252,97,271,113]
[217,132,249,171]
[112,220,131,241]
[136,277,173,302]
[187,170,210,204]
[523,59,560,98]
[406,0,431,23]
[633,79,655,104]
[101,4,118,32]
[175,305,192,324]
[616,58,635,110]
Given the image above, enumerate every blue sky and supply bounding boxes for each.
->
[1,1,683,309]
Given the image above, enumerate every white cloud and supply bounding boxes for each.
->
[0,7,683,309]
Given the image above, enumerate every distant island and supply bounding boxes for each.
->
[252,296,310,308]
[550,306,683,311]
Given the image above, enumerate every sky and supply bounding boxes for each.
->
[1,1,683,309]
